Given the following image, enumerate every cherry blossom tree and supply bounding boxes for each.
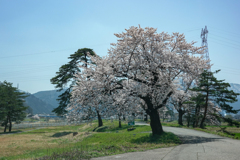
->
[67,25,209,135]
[67,77,109,127]
[169,79,197,125]
[31,114,40,121]
[107,88,143,128]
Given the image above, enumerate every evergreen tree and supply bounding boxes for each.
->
[0,81,28,132]
[50,48,98,116]
[191,70,240,128]
[191,93,205,128]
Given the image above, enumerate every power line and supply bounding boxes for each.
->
[213,65,240,71]
[209,36,240,47]
[0,63,61,70]
[177,28,202,33]
[0,62,62,68]
[210,69,240,76]
[208,26,240,37]
[8,78,53,83]
[210,33,240,44]
[208,39,240,50]
[0,65,59,76]
[0,43,110,59]
[0,48,75,59]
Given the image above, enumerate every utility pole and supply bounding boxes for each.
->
[200,26,210,70]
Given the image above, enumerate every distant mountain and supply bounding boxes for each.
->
[229,83,240,93]
[229,83,240,110]
[33,89,66,110]
[0,81,59,114]
[24,94,55,114]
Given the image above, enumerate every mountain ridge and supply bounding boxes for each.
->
[24,93,55,114]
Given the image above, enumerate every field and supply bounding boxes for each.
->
[3,118,239,159]
[0,119,180,160]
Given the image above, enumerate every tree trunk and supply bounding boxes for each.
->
[96,111,103,127]
[118,116,122,128]
[187,113,190,127]
[192,106,197,128]
[194,105,200,128]
[200,89,209,129]
[144,114,148,121]
[4,118,8,133]
[149,109,164,135]
[192,120,195,128]
[9,117,12,132]
[178,109,184,126]
[162,113,165,122]
[4,122,7,133]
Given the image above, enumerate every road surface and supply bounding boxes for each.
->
[91,122,240,160]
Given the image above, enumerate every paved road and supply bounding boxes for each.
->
[91,122,240,160]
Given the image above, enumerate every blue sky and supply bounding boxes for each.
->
[0,0,239,94]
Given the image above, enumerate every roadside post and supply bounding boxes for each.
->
[127,116,135,131]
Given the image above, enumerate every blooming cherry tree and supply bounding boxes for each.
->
[68,26,209,135]
[107,88,143,127]
[169,76,198,125]
[31,114,40,121]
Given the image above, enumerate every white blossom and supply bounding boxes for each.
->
[66,26,209,124]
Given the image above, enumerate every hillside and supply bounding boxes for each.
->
[229,83,240,110]
[33,89,66,109]
[24,94,55,114]
[229,83,240,93]
[28,84,240,114]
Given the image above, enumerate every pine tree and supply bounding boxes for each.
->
[191,93,205,128]
[191,70,240,128]
[50,48,98,116]
[0,81,28,132]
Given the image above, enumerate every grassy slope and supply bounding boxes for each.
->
[0,120,180,160]
[161,120,240,140]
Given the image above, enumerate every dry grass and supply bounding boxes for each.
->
[0,120,181,160]
[205,127,240,133]
[0,127,39,134]
[193,126,240,140]
[0,125,91,158]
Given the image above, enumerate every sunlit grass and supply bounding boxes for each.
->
[0,119,181,160]
[0,127,38,135]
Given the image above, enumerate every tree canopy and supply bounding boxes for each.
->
[0,81,28,132]
[191,70,240,128]
[50,48,98,116]
[67,26,209,135]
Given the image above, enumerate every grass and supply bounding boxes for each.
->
[194,126,240,139]
[161,120,184,127]
[0,127,39,135]
[161,120,240,140]
[0,119,181,160]
[0,125,85,159]
[22,118,48,122]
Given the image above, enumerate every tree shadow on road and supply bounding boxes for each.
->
[178,135,223,144]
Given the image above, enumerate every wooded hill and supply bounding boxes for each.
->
[5,83,239,115]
